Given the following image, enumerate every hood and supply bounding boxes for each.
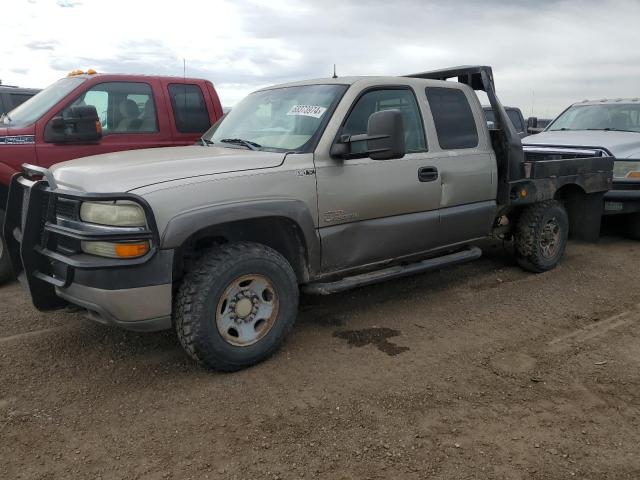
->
[523,130,640,159]
[51,145,286,192]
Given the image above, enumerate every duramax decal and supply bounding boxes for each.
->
[0,135,36,145]
[323,209,360,223]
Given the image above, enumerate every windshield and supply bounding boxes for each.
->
[549,103,640,133]
[1,77,86,128]
[203,84,348,152]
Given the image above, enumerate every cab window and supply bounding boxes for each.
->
[168,84,210,134]
[342,88,427,155]
[425,87,479,149]
[65,82,158,134]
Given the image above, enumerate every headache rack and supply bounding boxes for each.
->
[405,65,614,208]
[3,165,159,310]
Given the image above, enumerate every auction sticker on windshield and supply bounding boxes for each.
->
[287,105,327,118]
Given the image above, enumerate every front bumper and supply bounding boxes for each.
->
[3,168,173,331]
[603,179,640,215]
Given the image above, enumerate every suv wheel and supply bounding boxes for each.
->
[628,213,640,240]
[514,200,569,273]
[174,242,299,371]
[0,210,13,285]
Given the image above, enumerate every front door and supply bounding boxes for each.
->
[36,80,173,168]
[314,86,443,273]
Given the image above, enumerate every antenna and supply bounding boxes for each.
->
[332,64,337,79]
[531,89,535,117]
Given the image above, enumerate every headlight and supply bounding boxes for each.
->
[80,201,146,227]
[613,161,640,179]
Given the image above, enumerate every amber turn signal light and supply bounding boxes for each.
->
[115,242,150,258]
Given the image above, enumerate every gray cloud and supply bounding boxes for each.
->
[25,40,58,51]
[34,0,640,115]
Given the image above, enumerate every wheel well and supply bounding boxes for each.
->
[174,217,310,284]
[554,183,586,203]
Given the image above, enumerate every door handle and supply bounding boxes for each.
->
[418,166,438,182]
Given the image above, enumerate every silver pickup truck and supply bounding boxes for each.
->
[523,98,640,238]
[3,66,613,371]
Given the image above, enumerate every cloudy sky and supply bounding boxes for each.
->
[1,0,639,117]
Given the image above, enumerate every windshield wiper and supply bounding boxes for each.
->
[549,127,573,131]
[586,128,639,133]
[219,138,262,151]
[199,138,215,146]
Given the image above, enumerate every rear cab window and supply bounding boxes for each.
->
[168,84,210,134]
[64,82,158,134]
[425,87,479,149]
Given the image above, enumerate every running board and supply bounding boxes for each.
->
[303,246,482,295]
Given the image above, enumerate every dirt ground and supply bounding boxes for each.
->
[1,234,640,480]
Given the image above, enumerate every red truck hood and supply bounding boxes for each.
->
[50,145,287,192]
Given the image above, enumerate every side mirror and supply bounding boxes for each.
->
[366,110,405,160]
[44,105,102,144]
[527,116,538,129]
[330,109,405,160]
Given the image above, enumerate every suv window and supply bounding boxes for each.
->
[65,82,158,134]
[8,93,35,110]
[342,88,427,154]
[168,84,210,133]
[425,87,479,149]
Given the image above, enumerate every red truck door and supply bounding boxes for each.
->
[35,78,176,168]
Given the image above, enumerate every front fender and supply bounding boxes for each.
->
[160,198,321,274]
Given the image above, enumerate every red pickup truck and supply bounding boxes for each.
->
[0,70,224,282]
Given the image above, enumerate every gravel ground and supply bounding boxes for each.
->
[1,236,639,479]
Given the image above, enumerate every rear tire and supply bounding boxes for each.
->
[514,200,569,273]
[628,213,640,240]
[174,242,299,371]
[0,210,14,285]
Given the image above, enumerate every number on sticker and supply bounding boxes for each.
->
[287,105,327,118]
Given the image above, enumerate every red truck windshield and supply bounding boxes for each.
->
[1,77,86,128]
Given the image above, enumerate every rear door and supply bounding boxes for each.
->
[36,79,174,167]
[421,85,497,246]
[315,85,443,272]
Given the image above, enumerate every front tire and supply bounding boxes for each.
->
[174,242,299,371]
[0,210,14,285]
[514,200,569,273]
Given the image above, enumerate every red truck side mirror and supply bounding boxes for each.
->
[44,105,102,144]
